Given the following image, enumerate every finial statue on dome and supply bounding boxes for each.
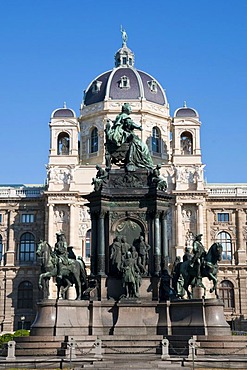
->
[121,25,128,46]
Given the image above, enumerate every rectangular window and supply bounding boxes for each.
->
[217,213,229,222]
[85,230,91,258]
[0,214,2,223]
[21,214,34,223]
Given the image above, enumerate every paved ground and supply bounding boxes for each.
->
[1,354,247,369]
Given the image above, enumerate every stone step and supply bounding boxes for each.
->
[60,335,163,356]
[67,335,163,340]
[197,334,247,341]
[15,335,64,342]
[79,359,189,369]
[195,334,247,356]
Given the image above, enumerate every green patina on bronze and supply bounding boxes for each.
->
[105,103,153,171]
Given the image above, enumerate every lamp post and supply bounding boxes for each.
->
[20,316,25,333]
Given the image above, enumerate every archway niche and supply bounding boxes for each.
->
[113,218,144,245]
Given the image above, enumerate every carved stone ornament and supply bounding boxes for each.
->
[111,172,145,188]
[243,226,247,240]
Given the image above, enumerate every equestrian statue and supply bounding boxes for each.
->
[36,231,87,300]
[172,234,223,299]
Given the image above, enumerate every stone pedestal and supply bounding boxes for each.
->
[169,298,230,336]
[100,276,160,301]
[31,299,90,336]
[31,298,230,338]
[193,285,205,299]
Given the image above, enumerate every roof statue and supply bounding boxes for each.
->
[121,25,128,46]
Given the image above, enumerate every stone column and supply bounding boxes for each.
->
[2,270,15,332]
[236,209,246,264]
[5,210,16,266]
[48,204,54,245]
[161,212,168,269]
[206,209,212,248]
[197,203,204,235]
[97,212,105,276]
[236,209,244,250]
[69,203,75,247]
[154,212,161,276]
[176,203,183,247]
[91,212,97,275]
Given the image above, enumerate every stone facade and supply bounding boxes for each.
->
[0,38,246,332]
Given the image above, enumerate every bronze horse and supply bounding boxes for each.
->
[177,242,223,299]
[36,240,87,300]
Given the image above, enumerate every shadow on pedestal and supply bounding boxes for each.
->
[30,297,230,338]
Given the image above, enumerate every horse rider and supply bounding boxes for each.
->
[190,234,206,279]
[54,231,71,278]
[183,246,192,262]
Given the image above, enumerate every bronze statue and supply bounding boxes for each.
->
[134,235,151,275]
[54,231,70,279]
[151,164,167,191]
[189,234,206,279]
[36,236,87,300]
[171,256,182,292]
[183,246,193,262]
[122,251,141,298]
[121,235,131,259]
[120,25,128,46]
[174,242,223,299]
[110,236,122,274]
[159,269,176,301]
[105,103,153,171]
[92,165,108,191]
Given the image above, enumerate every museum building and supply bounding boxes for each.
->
[0,36,247,333]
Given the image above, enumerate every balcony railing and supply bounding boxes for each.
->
[206,184,247,197]
[0,186,44,198]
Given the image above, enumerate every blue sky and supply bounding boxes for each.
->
[0,0,246,184]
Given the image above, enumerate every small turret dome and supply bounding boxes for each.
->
[52,103,76,118]
[174,102,199,118]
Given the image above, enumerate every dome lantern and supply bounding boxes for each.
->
[114,27,135,68]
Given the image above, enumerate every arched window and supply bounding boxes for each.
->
[0,235,2,262]
[152,127,161,154]
[90,128,98,153]
[17,281,33,309]
[180,131,193,155]
[57,132,70,155]
[19,232,35,262]
[85,229,91,258]
[217,231,232,261]
[219,280,234,308]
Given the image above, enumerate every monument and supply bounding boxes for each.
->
[29,104,230,355]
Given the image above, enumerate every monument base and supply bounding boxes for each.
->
[31,298,230,337]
